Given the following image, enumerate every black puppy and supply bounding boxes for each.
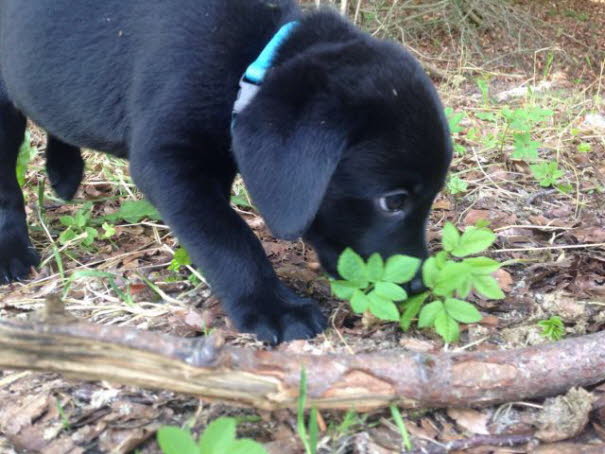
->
[0,0,452,343]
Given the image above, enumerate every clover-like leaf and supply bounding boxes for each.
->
[451,227,496,257]
[418,300,445,328]
[472,275,505,300]
[444,298,482,323]
[331,280,362,300]
[442,222,460,252]
[337,248,368,285]
[422,256,440,289]
[350,290,370,313]
[157,427,199,454]
[368,292,400,321]
[432,262,472,297]
[366,253,384,281]
[434,311,460,343]
[463,257,501,274]
[199,418,237,454]
[400,292,429,331]
[374,282,407,301]
[383,255,421,284]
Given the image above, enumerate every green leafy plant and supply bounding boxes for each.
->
[447,175,468,195]
[577,142,592,153]
[331,222,505,343]
[331,249,421,322]
[297,369,319,454]
[168,247,193,272]
[444,107,467,155]
[106,199,161,224]
[157,418,267,454]
[501,106,553,161]
[538,316,565,341]
[59,202,99,247]
[530,161,564,188]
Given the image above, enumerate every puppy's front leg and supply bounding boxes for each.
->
[129,146,326,344]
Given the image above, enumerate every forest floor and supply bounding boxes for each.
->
[1,1,604,453]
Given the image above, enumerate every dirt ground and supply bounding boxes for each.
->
[1,1,604,453]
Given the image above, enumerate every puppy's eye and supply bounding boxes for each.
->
[377,190,408,213]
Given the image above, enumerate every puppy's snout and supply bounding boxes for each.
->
[405,267,427,295]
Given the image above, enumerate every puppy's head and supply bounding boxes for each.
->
[232,30,452,289]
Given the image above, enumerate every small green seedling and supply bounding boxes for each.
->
[331,221,505,343]
[501,106,553,161]
[577,142,592,153]
[297,369,319,454]
[331,249,421,322]
[444,107,467,155]
[530,161,564,188]
[157,418,267,454]
[447,175,468,195]
[59,202,98,247]
[168,247,193,272]
[538,316,565,341]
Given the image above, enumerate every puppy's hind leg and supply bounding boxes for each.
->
[0,82,40,283]
[46,135,84,201]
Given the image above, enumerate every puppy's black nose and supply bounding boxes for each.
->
[408,276,427,294]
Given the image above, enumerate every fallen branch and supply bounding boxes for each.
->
[1,297,604,411]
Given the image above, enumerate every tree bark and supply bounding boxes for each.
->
[1,298,604,411]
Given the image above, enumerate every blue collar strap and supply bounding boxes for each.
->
[232,21,299,118]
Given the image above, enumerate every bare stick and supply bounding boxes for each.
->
[1,298,604,411]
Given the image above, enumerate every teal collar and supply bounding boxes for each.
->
[232,21,299,119]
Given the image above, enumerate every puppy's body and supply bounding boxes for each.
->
[0,0,452,343]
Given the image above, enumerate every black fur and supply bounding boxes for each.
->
[0,0,452,343]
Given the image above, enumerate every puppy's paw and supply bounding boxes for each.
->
[0,237,40,284]
[232,285,327,345]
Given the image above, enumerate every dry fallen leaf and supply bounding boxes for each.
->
[447,408,490,435]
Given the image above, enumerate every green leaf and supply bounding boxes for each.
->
[230,439,268,454]
[331,280,361,300]
[199,418,237,454]
[101,222,116,239]
[432,262,472,297]
[444,298,482,323]
[463,257,501,274]
[400,292,429,331]
[350,290,370,313]
[368,292,400,321]
[107,199,161,224]
[366,253,384,281]
[434,251,448,268]
[59,215,75,227]
[374,282,407,301]
[472,275,505,300]
[157,427,199,454]
[83,227,98,246]
[383,255,421,284]
[418,300,444,328]
[337,248,367,285]
[59,228,77,244]
[422,257,439,289]
[16,132,35,187]
[456,276,472,299]
[434,311,460,343]
[442,222,460,252]
[451,227,496,257]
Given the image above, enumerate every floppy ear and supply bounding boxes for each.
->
[231,65,346,240]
